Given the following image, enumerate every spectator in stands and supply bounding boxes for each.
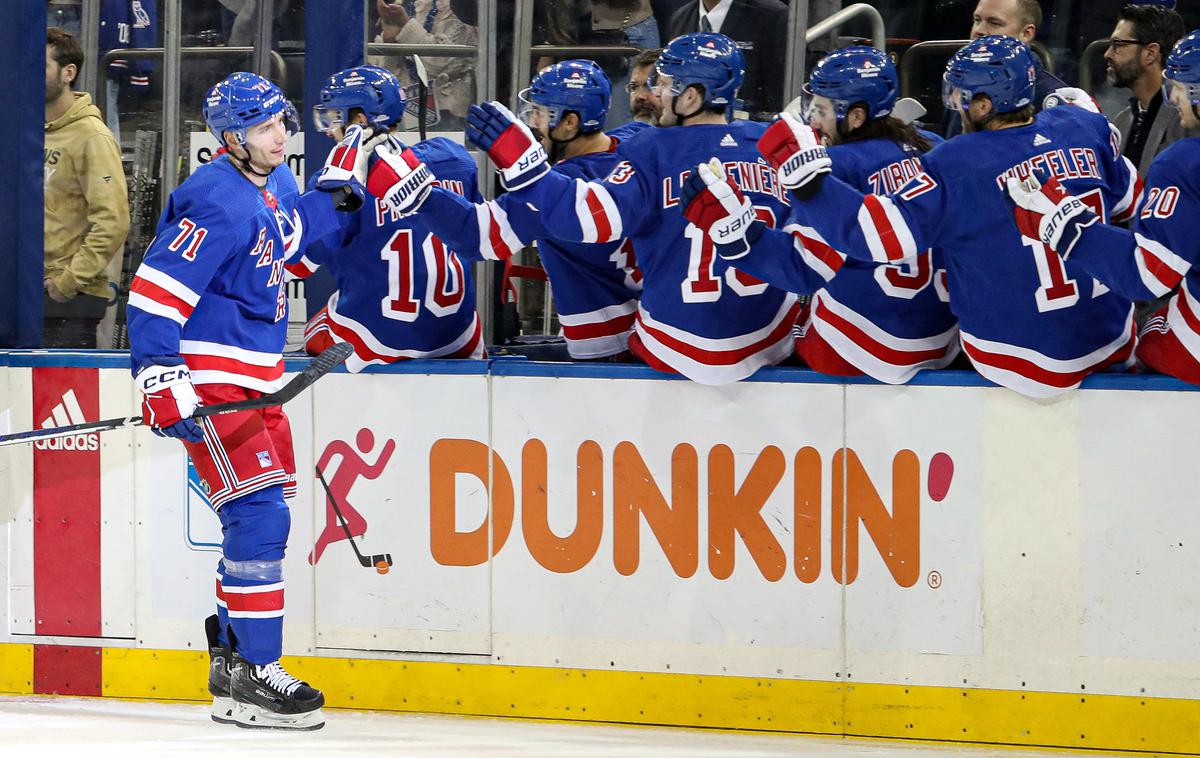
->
[43,27,129,349]
[943,0,1056,137]
[373,0,479,130]
[542,0,661,127]
[627,47,662,124]
[664,0,788,119]
[1104,3,1189,176]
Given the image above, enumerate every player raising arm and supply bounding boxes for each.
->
[391,34,801,384]
[683,46,958,384]
[720,37,1142,397]
[1007,31,1200,384]
[405,60,649,360]
[127,73,360,730]
[296,65,489,370]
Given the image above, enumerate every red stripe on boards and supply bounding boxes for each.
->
[32,367,102,637]
[33,645,102,696]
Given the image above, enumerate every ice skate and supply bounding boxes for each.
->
[203,615,235,725]
[229,652,325,730]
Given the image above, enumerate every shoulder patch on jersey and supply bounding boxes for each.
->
[1033,133,1051,147]
[720,134,738,147]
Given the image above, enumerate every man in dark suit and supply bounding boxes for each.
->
[665,0,788,119]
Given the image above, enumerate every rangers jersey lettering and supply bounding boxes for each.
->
[1061,136,1200,373]
[726,130,959,384]
[418,123,651,359]
[129,154,339,391]
[295,138,486,372]
[791,104,1142,397]
[507,121,798,385]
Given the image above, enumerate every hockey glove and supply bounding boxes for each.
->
[1006,172,1098,258]
[681,159,763,259]
[366,136,435,216]
[466,101,549,191]
[758,112,831,193]
[136,363,203,442]
[1043,87,1102,114]
[314,125,391,212]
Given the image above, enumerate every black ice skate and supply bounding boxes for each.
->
[229,652,325,730]
[203,615,235,725]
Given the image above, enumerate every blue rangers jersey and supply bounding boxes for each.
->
[791,104,1142,397]
[417,122,651,359]
[727,129,959,384]
[1060,137,1200,362]
[128,153,340,391]
[508,120,798,384]
[292,138,487,373]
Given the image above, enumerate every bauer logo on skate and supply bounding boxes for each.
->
[426,438,955,585]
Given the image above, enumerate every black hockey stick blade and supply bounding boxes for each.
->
[0,343,352,448]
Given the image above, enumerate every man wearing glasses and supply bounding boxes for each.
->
[1105,3,1187,176]
[627,48,663,125]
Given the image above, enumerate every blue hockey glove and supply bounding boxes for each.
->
[681,159,764,259]
[466,101,549,190]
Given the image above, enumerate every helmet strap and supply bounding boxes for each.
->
[226,139,274,180]
[671,94,706,126]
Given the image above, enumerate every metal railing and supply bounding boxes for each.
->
[806,3,886,51]
[96,47,288,121]
[783,3,885,109]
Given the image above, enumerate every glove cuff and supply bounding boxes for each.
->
[1039,196,1097,256]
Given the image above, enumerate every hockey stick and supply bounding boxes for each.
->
[313,464,393,574]
[0,343,353,448]
[413,54,430,142]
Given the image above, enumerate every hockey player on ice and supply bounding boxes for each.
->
[701,36,1143,397]
[681,46,959,384]
[294,65,489,371]
[127,72,365,730]
[1006,30,1200,386]
[406,59,651,361]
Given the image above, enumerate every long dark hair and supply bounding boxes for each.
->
[839,104,933,153]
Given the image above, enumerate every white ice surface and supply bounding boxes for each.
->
[0,696,1125,757]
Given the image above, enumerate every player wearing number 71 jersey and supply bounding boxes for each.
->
[455,33,801,384]
[1006,30,1200,385]
[756,36,1142,397]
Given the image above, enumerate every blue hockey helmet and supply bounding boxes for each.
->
[203,72,299,146]
[518,59,611,133]
[942,35,1037,114]
[1163,30,1200,109]
[653,32,745,114]
[313,65,406,133]
[806,46,899,121]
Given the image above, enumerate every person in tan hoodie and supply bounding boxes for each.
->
[44,26,129,348]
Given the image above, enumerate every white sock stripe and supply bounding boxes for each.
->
[220,581,285,594]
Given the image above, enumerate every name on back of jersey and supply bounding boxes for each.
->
[994,147,1101,190]
[374,178,467,227]
[658,159,790,208]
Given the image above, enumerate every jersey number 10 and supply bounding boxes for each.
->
[381,229,466,322]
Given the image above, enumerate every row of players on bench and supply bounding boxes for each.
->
[298,30,1200,398]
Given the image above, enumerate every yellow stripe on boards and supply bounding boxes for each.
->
[102,647,207,701]
[0,643,33,695]
[846,682,1200,755]
[0,643,1192,754]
